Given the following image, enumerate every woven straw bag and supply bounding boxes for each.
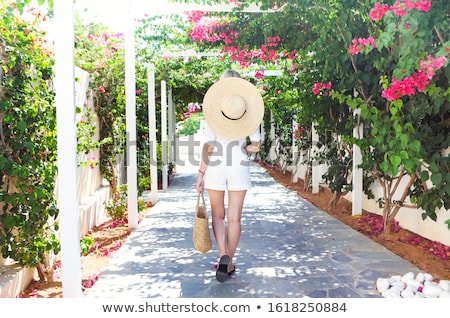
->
[193,192,212,253]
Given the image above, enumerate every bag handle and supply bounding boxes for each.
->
[197,191,206,207]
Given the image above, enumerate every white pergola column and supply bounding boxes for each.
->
[311,123,320,194]
[125,2,138,228]
[148,66,158,204]
[168,87,175,168]
[161,80,168,190]
[54,0,82,298]
[292,120,299,183]
[352,109,363,216]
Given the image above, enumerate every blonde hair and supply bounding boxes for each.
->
[221,69,241,79]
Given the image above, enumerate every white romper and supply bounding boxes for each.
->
[201,123,261,191]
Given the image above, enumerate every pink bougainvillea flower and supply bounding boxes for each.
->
[184,10,207,23]
[382,55,447,100]
[348,44,360,55]
[254,70,265,80]
[289,63,296,74]
[98,86,106,94]
[312,82,332,95]
[267,36,281,47]
[414,0,432,12]
[312,83,322,95]
[369,2,390,21]
[348,37,377,55]
[391,1,407,17]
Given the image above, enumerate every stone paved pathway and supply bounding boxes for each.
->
[87,151,421,298]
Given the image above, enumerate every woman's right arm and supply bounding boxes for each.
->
[196,142,212,192]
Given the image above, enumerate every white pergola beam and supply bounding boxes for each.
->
[133,0,283,15]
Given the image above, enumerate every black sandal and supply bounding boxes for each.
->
[228,265,236,276]
[216,255,230,283]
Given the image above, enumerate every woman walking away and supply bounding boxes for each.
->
[196,70,264,282]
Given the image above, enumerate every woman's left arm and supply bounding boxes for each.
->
[245,141,260,153]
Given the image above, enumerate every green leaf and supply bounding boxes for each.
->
[390,155,401,171]
[445,183,450,196]
[4,215,16,229]
[380,161,389,172]
[399,134,409,148]
[404,123,415,133]
[420,170,429,181]
[390,106,398,116]
[445,219,450,230]
[399,151,409,159]
[403,159,415,173]
[430,173,442,186]
[409,140,421,153]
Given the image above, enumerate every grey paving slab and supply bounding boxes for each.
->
[87,154,421,298]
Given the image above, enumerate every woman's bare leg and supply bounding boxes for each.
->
[208,190,227,257]
[226,190,246,272]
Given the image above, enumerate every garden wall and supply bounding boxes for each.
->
[73,68,111,236]
[283,136,450,247]
[0,68,112,298]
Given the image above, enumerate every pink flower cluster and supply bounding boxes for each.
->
[312,82,332,96]
[188,16,228,43]
[221,39,280,68]
[221,44,297,71]
[292,123,305,139]
[187,102,201,113]
[348,37,378,55]
[420,55,447,79]
[185,11,239,45]
[382,55,448,100]
[184,10,207,23]
[369,0,431,21]
[86,156,98,170]
[255,70,265,80]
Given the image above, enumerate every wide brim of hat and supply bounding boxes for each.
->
[203,77,264,140]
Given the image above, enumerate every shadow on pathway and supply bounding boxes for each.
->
[87,154,420,298]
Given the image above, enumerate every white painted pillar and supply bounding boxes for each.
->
[125,3,138,228]
[148,66,158,204]
[161,80,168,190]
[54,0,82,298]
[292,120,299,183]
[268,110,276,161]
[311,123,320,194]
[352,109,363,216]
[168,87,174,167]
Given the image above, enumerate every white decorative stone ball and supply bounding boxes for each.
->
[438,290,450,298]
[423,273,433,282]
[406,279,423,291]
[391,281,406,290]
[382,287,401,298]
[376,278,390,293]
[422,284,443,298]
[401,272,415,283]
[390,275,402,283]
[438,280,450,291]
[401,289,415,298]
[415,272,425,283]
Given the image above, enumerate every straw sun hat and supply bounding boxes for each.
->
[202,77,264,140]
